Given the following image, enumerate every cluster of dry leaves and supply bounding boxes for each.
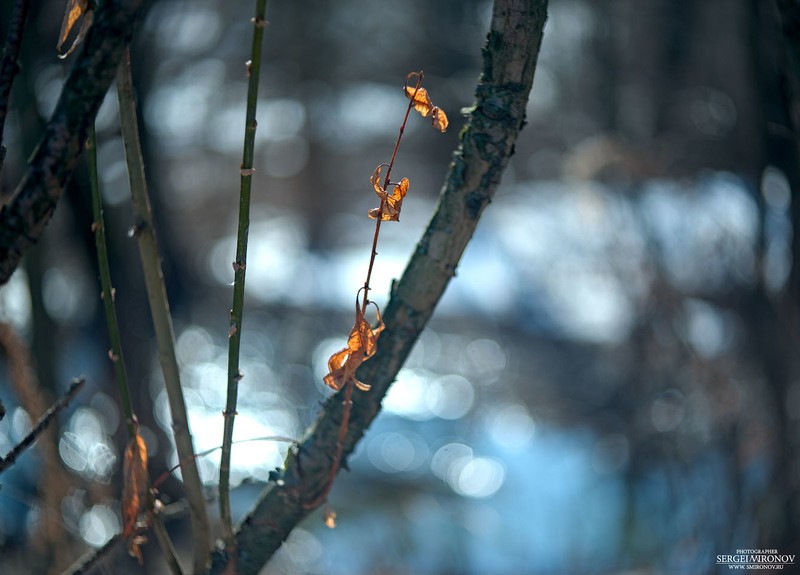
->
[405,84,449,133]
[322,73,448,394]
[313,74,448,529]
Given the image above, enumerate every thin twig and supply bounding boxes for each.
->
[220,0,269,551]
[116,47,210,572]
[87,125,136,437]
[0,378,84,473]
[62,499,191,575]
[62,533,121,575]
[89,124,183,572]
[360,72,423,316]
[0,322,73,564]
[163,435,296,492]
[61,435,295,575]
[150,504,184,575]
[0,0,32,176]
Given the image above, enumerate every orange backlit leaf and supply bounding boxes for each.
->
[369,177,409,221]
[405,85,434,117]
[323,297,384,392]
[432,107,449,133]
[57,0,93,59]
[370,164,387,195]
[122,429,149,563]
[404,73,449,133]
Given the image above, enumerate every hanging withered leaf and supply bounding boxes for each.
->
[57,0,93,59]
[431,107,449,132]
[368,164,410,222]
[405,85,434,117]
[122,427,149,564]
[404,74,449,133]
[323,296,385,392]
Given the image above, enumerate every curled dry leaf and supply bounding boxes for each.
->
[323,297,385,392]
[122,429,149,563]
[368,165,410,222]
[57,0,93,59]
[405,85,434,117]
[431,107,449,133]
[404,77,449,133]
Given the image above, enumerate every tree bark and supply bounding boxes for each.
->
[0,0,143,284]
[208,0,549,573]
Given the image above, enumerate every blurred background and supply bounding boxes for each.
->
[1,0,799,573]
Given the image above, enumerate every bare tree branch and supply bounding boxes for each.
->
[0,377,84,473]
[208,0,549,573]
[0,0,144,285]
[0,0,32,177]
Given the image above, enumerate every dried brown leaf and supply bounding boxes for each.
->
[57,0,93,59]
[405,85,434,118]
[404,74,449,133]
[370,164,386,195]
[369,177,409,222]
[432,107,449,133]
[323,297,384,392]
[122,430,148,562]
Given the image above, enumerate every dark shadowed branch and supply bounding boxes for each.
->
[0,0,144,285]
[208,0,549,573]
[0,0,32,177]
[0,377,84,473]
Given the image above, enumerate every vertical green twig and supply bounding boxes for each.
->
[219,0,269,550]
[89,125,183,574]
[87,126,135,437]
[116,49,210,572]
